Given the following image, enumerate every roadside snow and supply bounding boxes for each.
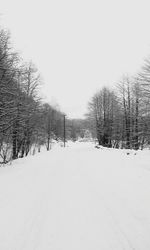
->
[0,142,150,250]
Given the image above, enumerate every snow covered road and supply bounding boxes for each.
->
[0,142,150,250]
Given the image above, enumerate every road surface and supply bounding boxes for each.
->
[0,142,150,250]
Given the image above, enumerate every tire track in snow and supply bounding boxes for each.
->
[82,149,150,250]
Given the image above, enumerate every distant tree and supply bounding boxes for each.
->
[87,87,121,147]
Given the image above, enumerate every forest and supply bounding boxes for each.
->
[0,28,67,163]
[1,26,150,164]
[86,64,150,150]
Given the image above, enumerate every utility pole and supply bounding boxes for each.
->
[64,114,66,147]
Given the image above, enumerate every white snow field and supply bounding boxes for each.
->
[0,142,150,250]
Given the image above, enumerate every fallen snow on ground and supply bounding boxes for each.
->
[0,142,150,250]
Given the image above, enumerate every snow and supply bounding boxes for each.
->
[0,142,150,250]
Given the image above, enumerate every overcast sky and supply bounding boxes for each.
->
[1,0,150,118]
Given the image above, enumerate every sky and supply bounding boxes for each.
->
[1,0,150,118]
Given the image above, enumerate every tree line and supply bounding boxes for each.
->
[0,28,65,163]
[86,59,150,150]
[1,25,150,164]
